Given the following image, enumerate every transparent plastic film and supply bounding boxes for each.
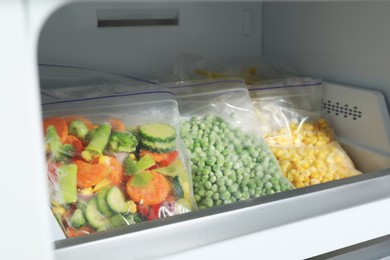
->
[156,53,296,85]
[160,79,293,209]
[250,79,361,188]
[39,64,155,103]
[42,88,195,238]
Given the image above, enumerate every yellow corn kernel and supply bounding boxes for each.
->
[310,178,320,185]
[98,155,111,165]
[127,200,137,214]
[52,206,66,217]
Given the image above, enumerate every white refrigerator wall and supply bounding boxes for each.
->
[38,2,263,80]
[263,1,390,110]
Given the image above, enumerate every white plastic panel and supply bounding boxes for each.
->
[38,1,263,80]
[322,82,390,154]
[262,1,390,110]
[0,1,54,260]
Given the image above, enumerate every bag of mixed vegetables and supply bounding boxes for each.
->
[42,87,195,238]
[159,78,293,209]
[249,79,361,188]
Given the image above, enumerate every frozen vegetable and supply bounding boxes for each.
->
[64,115,94,130]
[44,116,194,238]
[81,123,111,161]
[181,115,293,209]
[265,119,361,188]
[46,125,74,162]
[43,117,68,143]
[107,131,139,153]
[250,81,361,188]
[68,120,89,141]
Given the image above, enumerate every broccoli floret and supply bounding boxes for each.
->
[69,120,89,140]
[107,131,139,153]
[46,125,74,162]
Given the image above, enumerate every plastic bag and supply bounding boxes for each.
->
[159,78,293,209]
[42,86,195,238]
[156,53,295,85]
[249,79,361,188]
[39,64,156,103]
[249,78,323,140]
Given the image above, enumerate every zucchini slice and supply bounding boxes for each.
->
[85,198,109,230]
[141,139,176,152]
[69,209,86,228]
[139,123,176,143]
[97,187,115,217]
[106,186,129,214]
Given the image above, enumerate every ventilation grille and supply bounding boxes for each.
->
[321,99,362,120]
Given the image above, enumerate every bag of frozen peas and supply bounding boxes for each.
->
[160,78,293,209]
[42,86,195,238]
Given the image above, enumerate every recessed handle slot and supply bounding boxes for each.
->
[97,9,179,27]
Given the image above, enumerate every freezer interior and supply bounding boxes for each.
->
[35,1,390,259]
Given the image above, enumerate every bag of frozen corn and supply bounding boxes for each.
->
[249,79,361,188]
[42,86,195,238]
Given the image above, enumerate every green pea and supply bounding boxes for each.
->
[224,161,233,169]
[242,191,250,200]
[225,179,233,187]
[203,198,214,208]
[198,189,206,196]
[211,184,219,193]
[221,191,231,200]
[216,179,225,186]
[212,165,221,172]
[202,168,211,176]
[219,186,227,192]
[205,190,214,198]
[234,191,242,199]
[204,181,212,189]
[215,171,223,179]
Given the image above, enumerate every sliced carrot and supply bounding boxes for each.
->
[64,115,94,130]
[65,135,84,155]
[139,150,179,167]
[139,150,171,163]
[126,171,170,205]
[89,156,124,186]
[157,151,179,167]
[74,160,109,189]
[107,157,124,186]
[109,117,126,132]
[43,117,68,143]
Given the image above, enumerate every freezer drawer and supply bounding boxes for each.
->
[49,81,390,259]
